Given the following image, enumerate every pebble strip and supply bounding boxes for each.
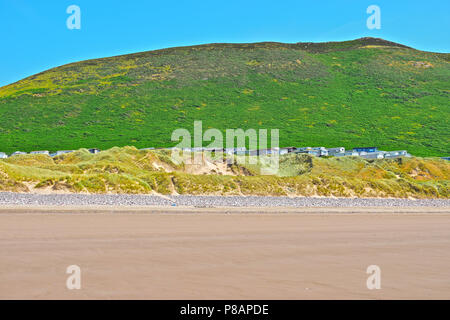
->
[0,192,449,207]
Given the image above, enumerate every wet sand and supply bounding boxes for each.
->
[1,206,450,299]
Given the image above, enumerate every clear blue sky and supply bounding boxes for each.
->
[0,0,448,87]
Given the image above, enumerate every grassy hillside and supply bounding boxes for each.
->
[0,147,448,198]
[0,37,448,156]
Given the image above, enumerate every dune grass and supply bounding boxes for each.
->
[0,147,448,198]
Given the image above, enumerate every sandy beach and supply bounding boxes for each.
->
[1,206,450,299]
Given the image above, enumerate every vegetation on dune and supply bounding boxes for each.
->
[0,147,448,198]
[0,38,448,156]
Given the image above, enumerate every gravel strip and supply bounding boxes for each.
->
[0,192,449,207]
[170,195,450,207]
[0,193,174,206]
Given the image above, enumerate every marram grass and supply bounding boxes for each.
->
[0,147,448,198]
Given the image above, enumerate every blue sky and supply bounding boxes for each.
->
[0,0,448,87]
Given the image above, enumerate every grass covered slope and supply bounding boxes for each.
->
[0,147,448,198]
[0,37,449,156]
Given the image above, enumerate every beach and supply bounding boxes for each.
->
[1,205,449,299]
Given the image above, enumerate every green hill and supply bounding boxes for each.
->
[0,37,448,156]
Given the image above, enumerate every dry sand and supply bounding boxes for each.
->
[1,206,450,299]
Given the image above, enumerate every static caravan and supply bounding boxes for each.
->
[295,149,321,157]
[11,151,27,156]
[327,147,345,155]
[360,152,385,159]
[384,150,410,159]
[334,151,359,157]
[279,147,296,155]
[30,150,50,155]
[353,147,378,153]
[56,150,75,156]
